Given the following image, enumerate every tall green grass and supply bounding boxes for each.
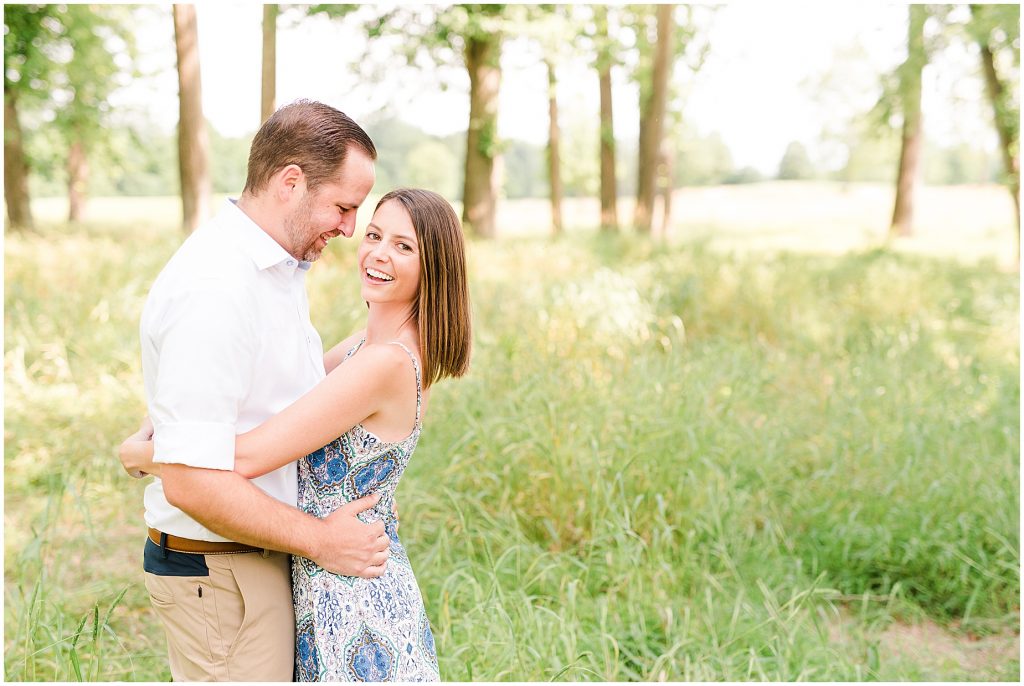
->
[4,207,1019,681]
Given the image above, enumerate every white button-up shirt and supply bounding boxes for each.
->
[141,199,326,541]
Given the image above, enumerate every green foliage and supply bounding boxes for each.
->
[502,140,544,199]
[580,4,620,73]
[476,116,499,160]
[208,128,252,195]
[404,140,461,199]
[724,166,766,185]
[364,117,463,199]
[3,4,60,104]
[777,141,817,180]
[560,112,600,197]
[866,4,931,134]
[26,123,253,199]
[967,4,1020,182]
[674,130,734,186]
[309,3,509,74]
[924,141,1001,185]
[4,4,135,152]
[5,198,1018,681]
[625,5,714,112]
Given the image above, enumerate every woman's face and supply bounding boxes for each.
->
[357,199,421,307]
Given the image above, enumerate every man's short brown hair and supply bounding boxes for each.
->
[243,100,377,194]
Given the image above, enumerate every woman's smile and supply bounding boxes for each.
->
[365,267,395,283]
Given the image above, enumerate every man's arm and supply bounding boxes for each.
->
[119,419,390,576]
[161,465,389,576]
[119,427,394,570]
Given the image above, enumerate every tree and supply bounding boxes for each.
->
[625,4,713,233]
[311,4,509,238]
[261,4,278,124]
[173,4,211,233]
[544,57,563,235]
[520,4,574,235]
[634,4,674,234]
[778,141,816,180]
[1,4,50,230]
[3,4,133,227]
[968,4,1020,253]
[4,84,33,230]
[461,6,504,238]
[592,4,619,232]
[674,129,733,186]
[890,4,927,238]
[58,5,135,222]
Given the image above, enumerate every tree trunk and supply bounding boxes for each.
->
[462,33,502,239]
[889,4,926,239]
[658,141,674,238]
[173,3,211,233]
[634,4,673,234]
[977,39,1020,256]
[545,58,563,236]
[67,137,89,222]
[595,5,618,232]
[261,4,277,124]
[4,90,34,231]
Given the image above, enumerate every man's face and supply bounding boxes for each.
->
[284,150,375,262]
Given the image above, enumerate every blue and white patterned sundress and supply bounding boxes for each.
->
[292,339,439,682]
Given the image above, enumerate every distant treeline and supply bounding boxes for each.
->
[7,4,1016,241]
[27,115,1003,200]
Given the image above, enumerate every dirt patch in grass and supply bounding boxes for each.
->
[881,619,1020,677]
[828,608,1020,680]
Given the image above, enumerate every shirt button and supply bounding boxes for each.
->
[286,260,295,266]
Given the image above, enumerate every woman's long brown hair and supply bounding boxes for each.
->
[374,188,472,387]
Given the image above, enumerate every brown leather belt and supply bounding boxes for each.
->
[148,527,262,555]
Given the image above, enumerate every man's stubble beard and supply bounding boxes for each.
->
[283,195,322,263]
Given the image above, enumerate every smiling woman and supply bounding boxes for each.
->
[240,187,472,682]
[360,200,420,303]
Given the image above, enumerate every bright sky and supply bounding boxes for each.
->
[121,2,998,175]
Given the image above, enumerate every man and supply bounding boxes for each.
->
[123,101,385,681]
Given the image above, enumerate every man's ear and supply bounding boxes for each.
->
[274,164,305,202]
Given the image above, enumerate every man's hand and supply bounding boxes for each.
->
[314,493,391,577]
[118,416,157,478]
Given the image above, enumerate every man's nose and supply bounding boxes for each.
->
[335,212,357,238]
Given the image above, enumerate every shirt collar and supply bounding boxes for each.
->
[220,198,311,275]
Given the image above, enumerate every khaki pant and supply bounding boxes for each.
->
[144,550,294,682]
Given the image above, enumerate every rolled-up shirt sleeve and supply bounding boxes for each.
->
[149,279,256,471]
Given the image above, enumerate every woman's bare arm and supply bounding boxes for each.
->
[118,343,410,481]
[233,343,409,478]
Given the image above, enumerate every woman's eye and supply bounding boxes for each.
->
[399,243,412,252]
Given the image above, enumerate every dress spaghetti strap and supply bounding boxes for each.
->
[387,341,422,427]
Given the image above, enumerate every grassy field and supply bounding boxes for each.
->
[4,183,1020,681]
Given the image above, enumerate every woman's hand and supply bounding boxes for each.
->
[118,416,160,478]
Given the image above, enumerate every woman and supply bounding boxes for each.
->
[121,188,471,681]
